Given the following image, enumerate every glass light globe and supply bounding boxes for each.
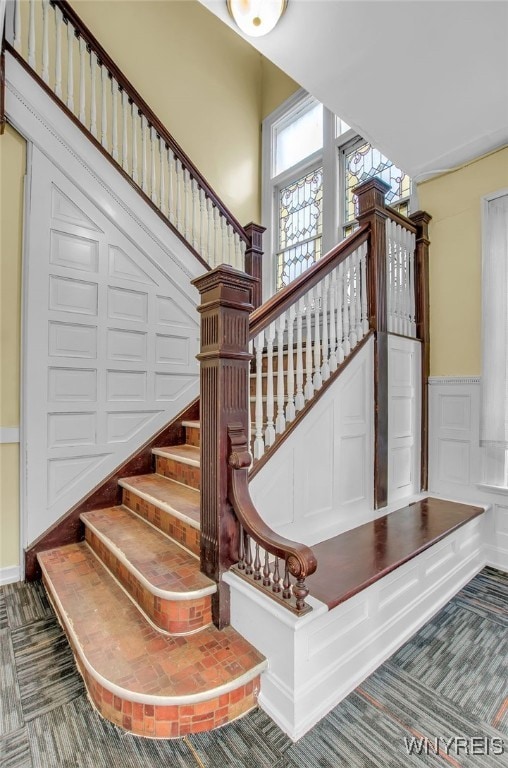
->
[227,0,288,38]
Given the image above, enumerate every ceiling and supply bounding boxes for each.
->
[198,0,508,181]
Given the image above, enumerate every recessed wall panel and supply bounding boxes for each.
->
[48,322,97,359]
[50,230,99,272]
[48,367,97,402]
[49,276,98,315]
[108,287,148,323]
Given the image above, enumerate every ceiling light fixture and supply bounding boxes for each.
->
[227,0,288,38]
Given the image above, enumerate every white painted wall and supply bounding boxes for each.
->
[249,338,374,545]
[429,376,508,570]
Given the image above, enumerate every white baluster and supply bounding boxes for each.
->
[304,288,314,400]
[28,0,36,69]
[199,188,207,259]
[111,80,119,161]
[286,305,296,422]
[240,240,247,271]
[13,0,21,51]
[192,178,199,250]
[329,269,337,373]
[207,199,214,266]
[265,323,276,447]
[159,136,166,216]
[275,313,286,434]
[313,282,322,389]
[141,116,148,193]
[349,255,358,349]
[54,6,63,98]
[355,248,363,341]
[253,331,265,460]
[90,52,98,138]
[343,260,351,356]
[228,226,235,268]
[132,105,139,184]
[175,158,183,232]
[41,0,49,84]
[185,170,192,242]
[66,19,74,111]
[100,63,108,149]
[221,215,228,263]
[168,152,176,225]
[295,297,305,410]
[213,208,221,269]
[361,242,369,335]
[401,227,408,335]
[386,221,393,332]
[409,232,416,337]
[336,263,345,363]
[150,126,157,204]
[321,275,330,381]
[234,233,243,271]
[121,90,129,173]
[78,36,86,123]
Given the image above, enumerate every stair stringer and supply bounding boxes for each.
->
[249,337,375,545]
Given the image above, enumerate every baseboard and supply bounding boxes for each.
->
[0,565,22,585]
[485,546,508,572]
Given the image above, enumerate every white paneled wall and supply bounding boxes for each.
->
[388,336,421,503]
[249,339,374,544]
[429,377,508,570]
[24,147,200,545]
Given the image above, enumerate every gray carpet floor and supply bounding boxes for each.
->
[0,566,506,767]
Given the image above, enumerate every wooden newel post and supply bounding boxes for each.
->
[409,210,432,491]
[243,222,265,309]
[354,177,390,509]
[192,265,256,629]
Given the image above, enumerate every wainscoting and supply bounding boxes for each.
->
[429,376,508,570]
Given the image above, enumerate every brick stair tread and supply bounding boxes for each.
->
[81,506,214,598]
[38,543,266,703]
[119,474,200,527]
[152,444,200,467]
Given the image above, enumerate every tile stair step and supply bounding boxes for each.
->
[119,474,200,556]
[81,505,214,634]
[38,542,266,738]
[153,444,200,490]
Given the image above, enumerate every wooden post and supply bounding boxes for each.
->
[410,210,432,491]
[192,265,256,629]
[243,222,265,309]
[354,177,390,509]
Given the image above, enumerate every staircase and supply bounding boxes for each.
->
[38,419,267,738]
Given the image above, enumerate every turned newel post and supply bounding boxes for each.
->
[410,210,432,491]
[192,265,256,629]
[243,222,265,309]
[355,177,391,508]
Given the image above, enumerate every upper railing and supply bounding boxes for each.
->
[2,0,264,283]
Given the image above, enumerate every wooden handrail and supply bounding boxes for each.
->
[385,204,417,234]
[52,0,249,244]
[249,224,370,339]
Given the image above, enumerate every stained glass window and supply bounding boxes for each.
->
[277,167,323,289]
[344,143,411,224]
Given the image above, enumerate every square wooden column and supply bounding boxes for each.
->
[192,265,256,628]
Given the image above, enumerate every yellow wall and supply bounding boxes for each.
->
[418,146,508,376]
[73,0,269,224]
[0,124,25,571]
[261,56,298,120]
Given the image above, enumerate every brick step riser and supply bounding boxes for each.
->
[185,426,200,447]
[84,526,211,634]
[122,487,200,557]
[156,455,201,490]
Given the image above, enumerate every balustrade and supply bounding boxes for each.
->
[3,0,260,276]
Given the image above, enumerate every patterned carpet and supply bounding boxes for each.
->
[0,567,506,767]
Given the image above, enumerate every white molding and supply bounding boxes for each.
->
[0,427,20,444]
[0,565,22,585]
[428,376,480,385]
